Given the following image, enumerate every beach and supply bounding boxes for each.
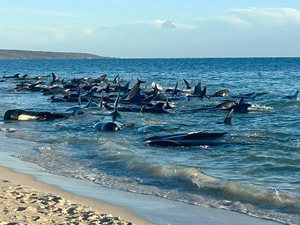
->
[0,166,154,225]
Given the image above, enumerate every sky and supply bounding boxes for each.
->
[1,0,300,58]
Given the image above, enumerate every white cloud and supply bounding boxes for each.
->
[192,7,300,30]
[226,7,300,27]
[217,16,252,29]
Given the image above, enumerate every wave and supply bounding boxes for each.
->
[248,103,273,113]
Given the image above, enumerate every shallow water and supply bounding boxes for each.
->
[0,58,300,224]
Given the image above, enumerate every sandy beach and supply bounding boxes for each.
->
[0,166,154,225]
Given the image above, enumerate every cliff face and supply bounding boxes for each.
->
[0,49,112,60]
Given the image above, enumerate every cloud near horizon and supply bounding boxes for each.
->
[191,7,300,30]
[225,7,300,28]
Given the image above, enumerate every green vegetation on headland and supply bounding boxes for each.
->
[0,49,113,60]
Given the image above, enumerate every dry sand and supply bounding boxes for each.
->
[0,166,155,225]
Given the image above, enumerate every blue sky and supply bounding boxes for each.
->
[1,0,300,58]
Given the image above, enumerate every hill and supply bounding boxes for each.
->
[0,49,113,60]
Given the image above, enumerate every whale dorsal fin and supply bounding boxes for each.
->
[200,86,206,98]
[84,89,95,108]
[124,79,142,100]
[183,78,192,89]
[193,82,202,95]
[174,81,178,93]
[111,92,121,122]
[113,75,120,84]
[239,97,245,105]
[224,109,234,125]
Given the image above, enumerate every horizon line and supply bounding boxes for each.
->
[1,49,300,59]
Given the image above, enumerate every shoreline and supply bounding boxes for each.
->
[0,166,154,225]
[0,152,283,225]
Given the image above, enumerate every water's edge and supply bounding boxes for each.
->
[0,151,282,225]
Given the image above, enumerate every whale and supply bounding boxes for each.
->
[49,95,66,102]
[144,130,227,142]
[113,75,120,84]
[15,80,44,92]
[93,121,121,131]
[186,82,206,100]
[181,97,250,113]
[210,89,230,97]
[93,92,133,131]
[137,124,179,133]
[50,72,60,85]
[140,102,173,113]
[43,87,70,96]
[228,98,251,113]
[230,91,268,100]
[144,130,227,147]
[145,139,226,147]
[284,90,299,100]
[165,81,181,96]
[216,98,251,113]
[111,81,130,93]
[150,84,168,101]
[3,109,74,121]
[230,92,257,100]
[121,78,145,102]
[3,73,20,79]
[95,74,108,83]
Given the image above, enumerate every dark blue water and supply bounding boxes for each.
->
[0,58,300,225]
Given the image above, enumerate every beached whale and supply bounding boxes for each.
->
[145,139,226,147]
[144,130,227,147]
[3,109,76,121]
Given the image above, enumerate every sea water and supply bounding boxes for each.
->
[0,58,299,225]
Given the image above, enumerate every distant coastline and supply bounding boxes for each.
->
[0,49,114,60]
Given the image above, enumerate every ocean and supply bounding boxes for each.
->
[0,58,299,225]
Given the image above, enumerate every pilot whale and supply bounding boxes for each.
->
[284,90,299,100]
[144,130,227,147]
[3,109,74,121]
[93,93,134,131]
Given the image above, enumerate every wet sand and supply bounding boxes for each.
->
[0,166,154,225]
[0,129,155,224]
